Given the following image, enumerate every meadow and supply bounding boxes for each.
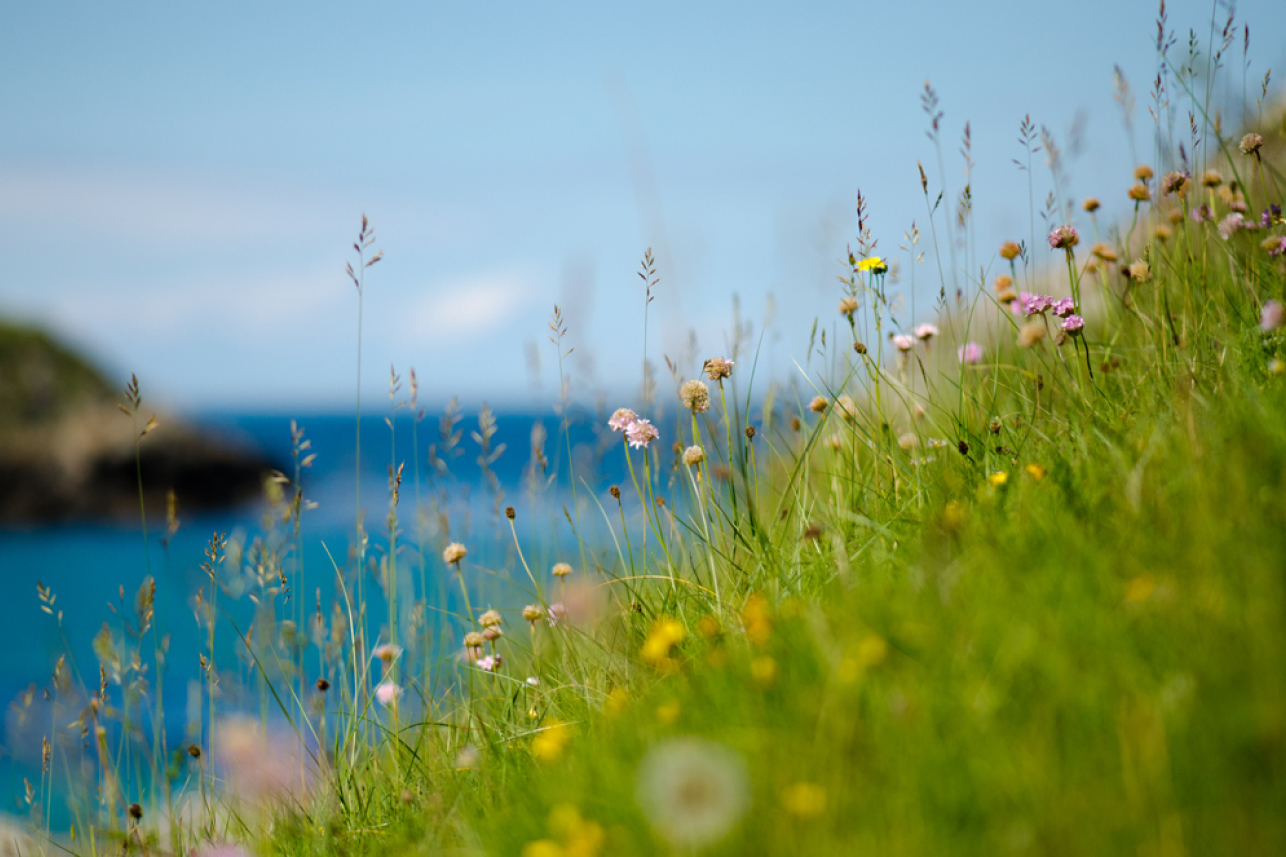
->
[10,5,1286,855]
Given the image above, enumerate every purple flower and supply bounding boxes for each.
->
[1263,205,1283,228]
[1051,298,1076,318]
[1261,300,1285,331]
[626,418,659,449]
[1219,213,1246,240]
[608,408,638,432]
[957,342,984,363]
[1020,292,1054,316]
[547,602,567,626]
[1192,204,1212,222]
[1061,315,1085,335]
[1048,225,1079,250]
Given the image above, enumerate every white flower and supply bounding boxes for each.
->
[526,676,540,687]
[636,737,750,849]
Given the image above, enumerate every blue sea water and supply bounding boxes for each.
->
[0,408,643,815]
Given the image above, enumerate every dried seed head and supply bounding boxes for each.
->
[853,341,867,355]
[1239,133,1264,155]
[745,426,756,440]
[1129,260,1152,282]
[1154,224,1172,242]
[1091,242,1118,262]
[989,418,1002,434]
[316,678,330,692]
[188,744,202,759]
[552,562,573,577]
[443,543,467,565]
[999,241,1021,260]
[129,804,143,821]
[482,626,503,642]
[1017,323,1047,348]
[683,445,705,466]
[790,416,802,432]
[808,396,828,413]
[1133,164,1154,181]
[522,604,544,623]
[1127,182,1151,202]
[1083,197,1101,212]
[1201,169,1223,187]
[679,379,711,413]
[505,506,515,520]
[463,632,485,649]
[994,275,1013,291]
[609,485,621,500]
[1160,170,1190,196]
[1166,208,1184,225]
[479,609,503,627]
[838,296,859,316]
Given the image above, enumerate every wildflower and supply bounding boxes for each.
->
[1020,292,1053,316]
[1133,164,1154,181]
[998,289,1017,304]
[1266,236,1286,257]
[1263,204,1283,227]
[1129,260,1152,282]
[808,396,828,413]
[375,680,402,706]
[683,445,705,466]
[995,274,1013,291]
[989,471,1009,487]
[781,782,828,819]
[1025,463,1047,480]
[838,296,859,316]
[1091,243,1118,262]
[1270,358,1286,376]
[443,542,467,565]
[642,616,686,669]
[531,720,571,761]
[897,433,919,451]
[482,625,502,642]
[913,323,939,342]
[1202,169,1223,187]
[1218,212,1246,240]
[703,357,734,381]
[679,379,710,413]
[372,643,402,666]
[1127,182,1151,202]
[1240,133,1264,155]
[552,562,573,578]
[1083,197,1101,212]
[1154,224,1172,242]
[608,408,638,432]
[476,654,501,672]
[547,603,567,626]
[477,609,503,628]
[999,241,1022,260]
[1047,225,1079,250]
[522,604,544,625]
[892,334,914,352]
[1017,323,1046,348]
[856,256,886,272]
[958,342,984,363]
[1167,208,1185,225]
[1160,170,1190,196]
[1261,301,1285,332]
[464,631,485,652]
[636,738,750,849]
[750,656,777,686]
[526,676,540,687]
[626,419,659,449]
[454,745,480,769]
[1192,204,1212,222]
[1051,298,1076,318]
[1061,315,1085,335]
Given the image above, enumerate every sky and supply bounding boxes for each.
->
[1,0,1282,414]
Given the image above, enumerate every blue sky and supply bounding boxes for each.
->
[1,0,1282,412]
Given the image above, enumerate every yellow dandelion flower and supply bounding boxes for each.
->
[856,256,886,273]
[781,782,828,819]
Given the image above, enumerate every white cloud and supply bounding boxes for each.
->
[401,271,539,344]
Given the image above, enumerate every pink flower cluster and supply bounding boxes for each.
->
[1016,293,1076,318]
[957,342,984,364]
[609,407,659,449]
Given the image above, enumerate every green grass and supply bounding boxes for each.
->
[19,8,1286,856]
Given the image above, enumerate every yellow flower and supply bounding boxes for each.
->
[521,841,565,857]
[856,256,886,273]
[988,471,1009,487]
[641,617,686,672]
[750,656,778,687]
[531,719,571,761]
[781,782,828,818]
[604,687,629,717]
[741,593,773,647]
[656,701,682,725]
[1025,463,1047,480]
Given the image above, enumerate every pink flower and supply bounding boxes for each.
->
[1051,298,1076,318]
[1020,293,1054,316]
[1061,315,1085,335]
[1219,212,1246,239]
[547,602,567,626]
[375,680,402,706]
[957,342,984,363]
[1261,300,1285,331]
[1191,204,1212,222]
[477,655,502,672]
[626,419,659,449]
[913,323,939,341]
[1269,237,1286,257]
[608,408,638,432]
[1048,225,1079,250]
[891,334,914,352]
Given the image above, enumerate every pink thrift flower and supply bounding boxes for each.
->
[477,655,502,672]
[957,342,984,363]
[892,334,914,352]
[547,602,567,626]
[1219,212,1246,239]
[1192,204,1212,222]
[1020,293,1053,316]
[1051,298,1076,318]
[913,323,939,341]
[375,680,402,706]
[626,418,659,449]
[1048,225,1079,250]
[1269,237,1286,257]
[608,408,638,432]
[1061,314,1085,335]
[1261,300,1285,331]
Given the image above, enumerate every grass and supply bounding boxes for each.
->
[15,4,1286,855]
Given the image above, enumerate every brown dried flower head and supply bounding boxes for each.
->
[1127,182,1151,202]
[1018,323,1047,348]
[552,562,574,577]
[479,609,503,627]
[808,396,828,413]
[1091,243,1118,262]
[703,357,734,381]
[683,445,705,467]
[1201,169,1223,187]
[1133,164,1154,181]
[522,604,544,623]
[1083,197,1101,212]
[838,296,859,316]
[995,274,1013,291]
[1239,133,1263,156]
[1129,260,1152,282]
[999,241,1021,260]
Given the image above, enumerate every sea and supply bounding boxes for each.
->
[0,409,641,816]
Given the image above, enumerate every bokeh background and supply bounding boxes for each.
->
[4,0,1282,413]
